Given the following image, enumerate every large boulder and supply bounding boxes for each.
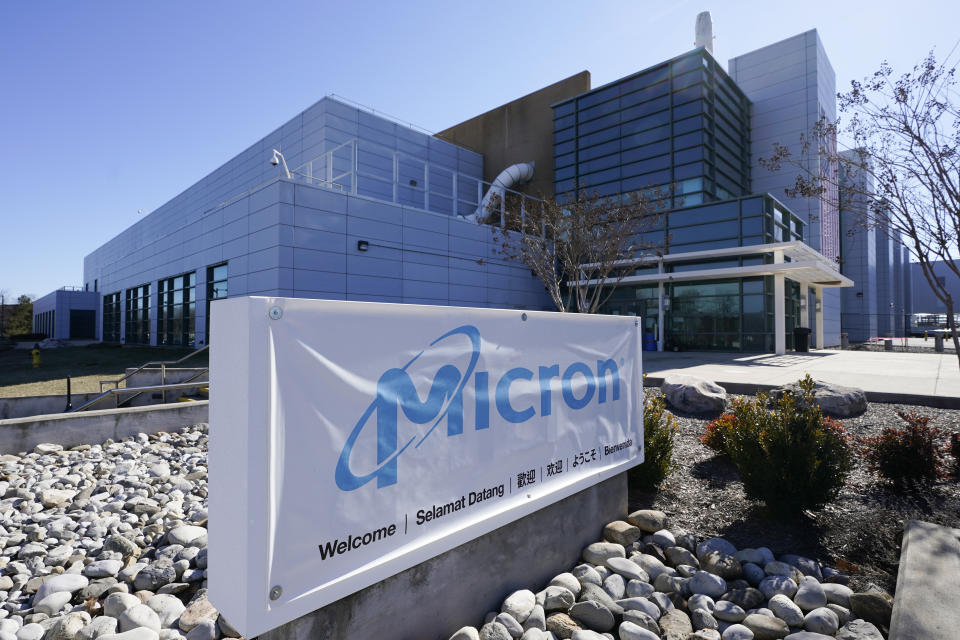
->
[771,379,867,417]
[660,375,727,415]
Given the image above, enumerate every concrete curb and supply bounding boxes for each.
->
[642,377,960,409]
[0,401,209,454]
[890,519,960,639]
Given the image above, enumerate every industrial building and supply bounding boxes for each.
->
[36,18,912,353]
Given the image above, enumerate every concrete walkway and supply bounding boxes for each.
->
[642,349,959,402]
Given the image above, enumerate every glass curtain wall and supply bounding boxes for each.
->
[553,48,750,206]
[205,263,227,341]
[158,273,196,346]
[102,292,121,342]
[124,284,150,344]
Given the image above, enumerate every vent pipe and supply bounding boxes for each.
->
[468,162,535,224]
[695,11,714,55]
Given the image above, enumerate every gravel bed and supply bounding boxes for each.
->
[629,396,960,595]
[0,425,220,640]
[0,396,955,640]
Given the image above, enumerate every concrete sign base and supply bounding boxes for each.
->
[254,473,627,640]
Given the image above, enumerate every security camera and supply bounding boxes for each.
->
[270,152,280,166]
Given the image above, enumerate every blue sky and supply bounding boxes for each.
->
[1,0,958,300]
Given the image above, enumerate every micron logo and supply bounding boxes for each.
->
[334,325,621,490]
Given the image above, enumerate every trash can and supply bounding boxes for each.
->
[840,333,849,349]
[643,333,658,351]
[794,327,812,352]
[884,339,893,351]
[935,335,944,352]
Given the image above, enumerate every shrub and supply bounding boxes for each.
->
[862,411,948,487]
[719,374,854,515]
[702,413,735,453]
[630,393,678,489]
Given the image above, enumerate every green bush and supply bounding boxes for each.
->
[630,393,679,489]
[862,411,948,487]
[718,375,853,515]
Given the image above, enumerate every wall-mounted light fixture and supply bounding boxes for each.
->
[357,240,369,252]
[815,300,822,312]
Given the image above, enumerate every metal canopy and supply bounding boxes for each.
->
[573,242,852,356]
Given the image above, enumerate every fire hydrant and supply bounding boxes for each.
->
[31,344,41,369]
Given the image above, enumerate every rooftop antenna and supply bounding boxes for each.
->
[695,11,714,55]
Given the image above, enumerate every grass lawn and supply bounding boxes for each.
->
[0,345,207,398]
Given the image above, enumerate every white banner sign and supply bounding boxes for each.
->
[209,298,643,637]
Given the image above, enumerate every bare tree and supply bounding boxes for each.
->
[488,188,668,313]
[761,50,960,367]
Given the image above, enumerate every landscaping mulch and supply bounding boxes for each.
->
[628,395,960,595]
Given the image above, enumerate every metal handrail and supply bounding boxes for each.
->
[71,382,210,413]
[99,345,209,393]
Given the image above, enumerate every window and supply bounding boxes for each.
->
[102,292,121,342]
[206,263,228,341]
[125,284,151,344]
[158,272,196,347]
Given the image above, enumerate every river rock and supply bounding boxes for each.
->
[603,521,641,546]
[702,551,742,579]
[493,613,522,638]
[821,583,853,608]
[689,570,727,598]
[449,627,480,640]
[661,374,727,414]
[543,586,575,612]
[502,590,536,624]
[803,608,838,635]
[759,576,798,600]
[34,573,89,603]
[713,600,746,623]
[16,624,45,640]
[618,621,659,640]
[626,510,668,533]
[658,609,693,640]
[582,542,625,566]
[119,604,161,633]
[848,592,893,628]
[545,613,580,640]
[605,557,647,582]
[146,594,186,629]
[616,597,660,620]
[697,538,738,561]
[741,613,789,640]
[480,622,512,640]
[571,565,602,587]
[78,616,119,640]
[835,619,884,640]
[33,591,72,616]
[549,573,582,597]
[626,580,654,598]
[768,594,804,627]
[692,609,719,631]
[98,630,160,640]
[825,604,850,626]
[578,584,624,617]
[165,527,206,547]
[793,576,827,612]
[568,601,614,632]
[722,624,754,640]
[522,605,546,632]
[603,574,625,599]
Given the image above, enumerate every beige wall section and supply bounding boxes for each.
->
[436,72,590,199]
